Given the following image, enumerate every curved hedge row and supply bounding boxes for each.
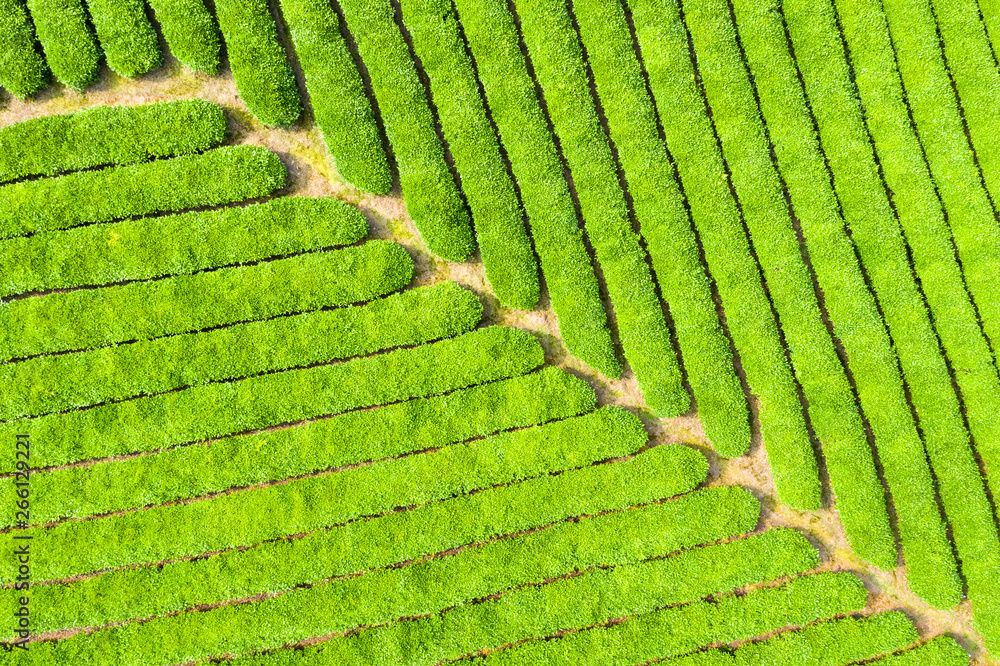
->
[482,572,866,664]
[515,0,686,415]
[626,0,818,509]
[8,367,593,525]
[0,145,287,239]
[277,0,392,194]
[14,405,656,580]
[17,443,722,639]
[1,281,481,420]
[0,99,226,183]
[400,0,540,309]
[214,0,302,126]
[218,529,816,666]
[868,638,971,666]
[0,0,48,98]
[146,0,221,73]
[680,0,890,562]
[785,0,985,610]
[85,0,162,78]
[338,0,473,261]
[731,0,958,600]
[0,196,366,298]
[572,0,748,453]
[0,326,545,473]
[24,0,99,90]
[1,241,413,361]
[448,0,618,375]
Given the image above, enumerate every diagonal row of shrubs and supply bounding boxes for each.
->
[0,0,48,98]
[84,0,161,78]
[730,0,958,604]
[1,281,483,420]
[1,240,414,361]
[0,145,287,239]
[8,366,595,525]
[146,0,221,73]
[626,0,818,509]
[7,474,741,638]
[570,0,749,454]
[1,325,545,473]
[678,0,892,568]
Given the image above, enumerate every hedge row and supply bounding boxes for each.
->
[868,638,971,666]
[18,481,742,638]
[834,0,1000,554]
[85,0,161,78]
[1,281,480,420]
[214,529,815,666]
[571,0,747,452]
[2,325,544,473]
[626,0,818,508]
[482,572,866,664]
[215,0,302,127]
[0,0,48,98]
[15,405,662,580]
[1,196,366,298]
[786,0,986,610]
[515,0,685,415]
[0,99,226,183]
[925,0,1000,212]
[0,145,286,239]
[859,0,1000,362]
[23,446,711,663]
[670,612,918,666]
[277,0,391,194]
[981,0,1000,59]
[338,0,473,262]
[1,241,413,361]
[679,0,891,562]
[9,366,594,526]
[449,0,619,376]
[731,0,958,599]
[146,0,221,74]
[399,0,540,309]
[24,0,99,90]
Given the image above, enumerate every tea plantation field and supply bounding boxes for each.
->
[1,0,998,662]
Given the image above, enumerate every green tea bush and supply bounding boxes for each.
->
[19,447,711,663]
[24,0,99,90]
[1,326,544,472]
[277,0,391,193]
[8,367,593,525]
[218,529,815,666]
[571,0,748,452]
[785,0,985,611]
[834,0,1000,530]
[0,145,286,239]
[515,0,686,415]
[398,0,540,309]
[146,0,221,73]
[1,241,413,360]
[16,441,722,637]
[1,282,481,419]
[680,0,892,567]
[923,0,1000,211]
[84,0,162,77]
[16,405,654,579]
[0,196,366,298]
[868,638,971,665]
[338,0,473,261]
[0,0,48,98]
[483,572,866,663]
[0,99,226,183]
[728,611,918,665]
[626,0,818,508]
[214,0,302,126]
[732,0,958,602]
[451,0,618,375]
